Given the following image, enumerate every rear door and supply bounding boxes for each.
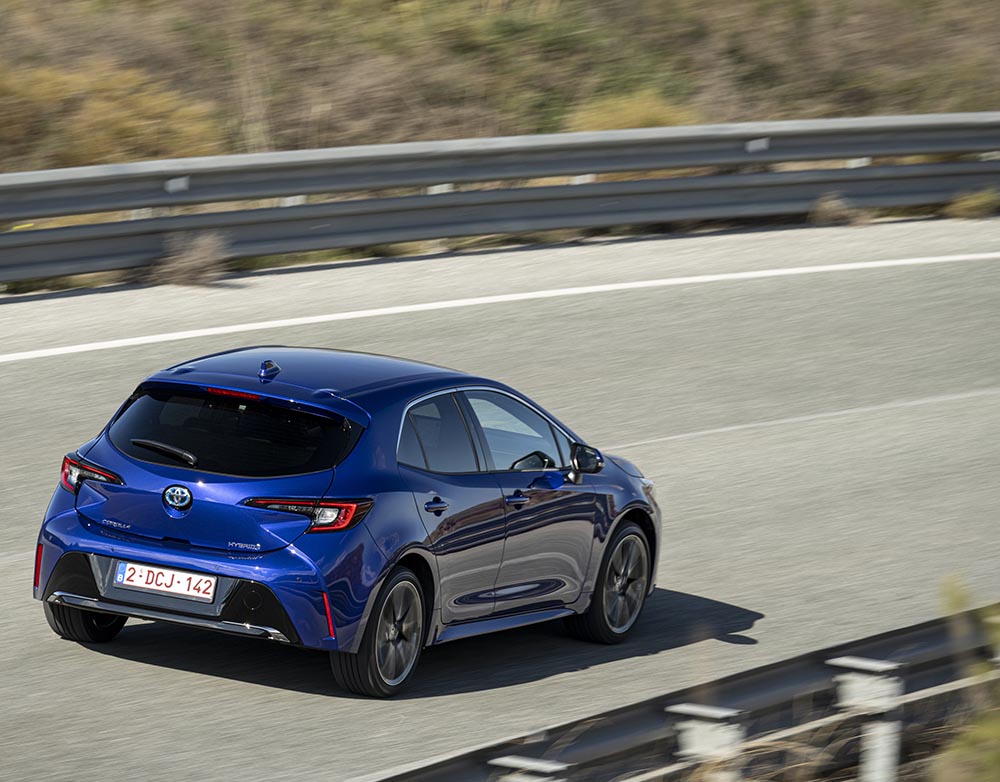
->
[396,393,506,624]
[458,389,599,614]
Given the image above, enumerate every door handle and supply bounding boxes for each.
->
[504,491,530,507]
[424,497,449,514]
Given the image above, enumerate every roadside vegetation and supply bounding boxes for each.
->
[932,710,1000,782]
[2,0,1000,173]
[944,188,1000,220]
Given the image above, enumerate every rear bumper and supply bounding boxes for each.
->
[32,504,385,651]
[48,591,293,643]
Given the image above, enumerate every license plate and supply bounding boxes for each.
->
[115,561,217,602]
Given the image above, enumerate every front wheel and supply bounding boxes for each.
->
[330,567,426,697]
[44,603,127,643]
[566,521,650,644]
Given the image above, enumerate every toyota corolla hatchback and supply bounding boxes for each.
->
[35,347,659,696]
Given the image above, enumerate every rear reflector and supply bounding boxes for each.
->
[322,592,336,638]
[205,387,261,400]
[33,543,43,590]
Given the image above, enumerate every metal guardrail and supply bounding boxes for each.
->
[359,605,998,782]
[2,113,999,282]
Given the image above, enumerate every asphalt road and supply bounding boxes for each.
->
[1,219,998,781]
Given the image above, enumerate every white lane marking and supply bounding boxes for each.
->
[2,251,999,365]
[606,387,1000,450]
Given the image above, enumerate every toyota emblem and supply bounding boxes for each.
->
[163,485,193,510]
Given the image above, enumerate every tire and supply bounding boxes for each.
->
[44,603,127,643]
[566,521,650,644]
[330,567,426,697]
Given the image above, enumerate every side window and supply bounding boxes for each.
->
[464,391,565,471]
[405,395,479,473]
[397,414,426,469]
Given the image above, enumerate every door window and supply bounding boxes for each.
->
[402,395,479,473]
[464,391,565,471]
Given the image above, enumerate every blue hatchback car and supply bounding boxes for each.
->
[34,347,660,696]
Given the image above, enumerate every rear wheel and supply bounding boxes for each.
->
[566,521,650,644]
[330,567,425,697]
[44,603,126,643]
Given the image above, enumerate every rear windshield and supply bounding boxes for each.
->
[108,387,360,477]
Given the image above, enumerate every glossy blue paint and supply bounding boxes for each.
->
[34,346,660,659]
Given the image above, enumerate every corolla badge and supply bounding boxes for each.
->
[163,485,193,510]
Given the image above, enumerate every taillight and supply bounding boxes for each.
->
[33,543,43,590]
[243,498,372,532]
[60,454,123,494]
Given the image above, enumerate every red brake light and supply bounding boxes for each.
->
[60,454,123,494]
[244,498,372,532]
[34,543,43,590]
[205,387,260,400]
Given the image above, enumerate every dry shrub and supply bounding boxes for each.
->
[930,710,1000,782]
[944,189,1000,220]
[810,193,870,227]
[0,59,223,172]
[151,232,230,286]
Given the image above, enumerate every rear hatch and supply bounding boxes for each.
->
[76,383,362,553]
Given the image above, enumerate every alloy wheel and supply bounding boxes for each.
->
[375,580,423,686]
[602,533,649,633]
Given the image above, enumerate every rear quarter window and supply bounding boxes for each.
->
[108,388,359,477]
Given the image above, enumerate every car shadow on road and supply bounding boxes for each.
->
[87,588,763,698]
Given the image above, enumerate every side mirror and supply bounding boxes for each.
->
[568,443,604,484]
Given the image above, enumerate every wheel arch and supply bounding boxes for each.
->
[617,506,657,571]
[361,543,439,646]
[598,502,659,595]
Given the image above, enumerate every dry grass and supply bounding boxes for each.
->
[0,58,223,171]
[564,89,701,131]
[943,189,1000,220]
[2,270,128,295]
[930,709,1000,782]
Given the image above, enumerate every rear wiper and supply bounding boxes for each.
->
[130,438,198,467]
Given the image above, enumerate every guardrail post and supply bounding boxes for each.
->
[828,656,904,782]
[487,755,568,782]
[666,703,745,782]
